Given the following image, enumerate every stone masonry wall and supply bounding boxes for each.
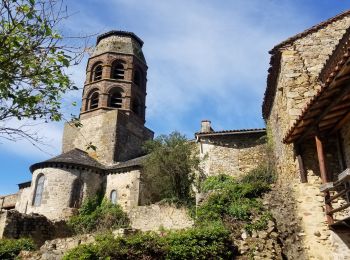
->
[0,193,18,209]
[105,169,141,211]
[267,14,350,259]
[62,109,119,165]
[0,211,71,246]
[341,119,350,168]
[62,109,153,165]
[198,132,266,178]
[128,204,194,231]
[18,167,102,220]
[15,186,32,214]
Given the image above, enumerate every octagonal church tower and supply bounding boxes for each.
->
[62,31,154,165]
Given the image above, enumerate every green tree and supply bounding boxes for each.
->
[142,131,200,203]
[0,0,83,143]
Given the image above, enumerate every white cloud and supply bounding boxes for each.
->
[0,0,335,159]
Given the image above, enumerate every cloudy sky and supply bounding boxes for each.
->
[1,0,349,194]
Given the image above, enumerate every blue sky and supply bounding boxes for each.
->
[1,0,349,195]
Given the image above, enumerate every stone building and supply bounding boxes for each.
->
[195,120,267,178]
[1,31,154,221]
[263,10,350,258]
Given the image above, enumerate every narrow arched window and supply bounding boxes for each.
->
[92,63,103,81]
[111,61,124,80]
[132,98,143,117]
[110,190,117,204]
[108,88,123,108]
[89,92,99,109]
[33,174,45,206]
[133,70,142,86]
[70,179,83,208]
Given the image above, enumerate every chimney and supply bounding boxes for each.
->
[200,120,212,133]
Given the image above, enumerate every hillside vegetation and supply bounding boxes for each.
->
[63,165,276,259]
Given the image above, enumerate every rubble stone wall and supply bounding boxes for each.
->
[0,193,18,209]
[0,211,71,246]
[341,119,350,168]
[266,15,350,259]
[128,204,194,231]
[198,132,267,178]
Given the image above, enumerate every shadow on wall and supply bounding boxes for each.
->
[264,184,308,259]
[331,230,350,257]
[200,134,266,149]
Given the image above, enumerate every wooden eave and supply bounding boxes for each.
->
[284,59,350,143]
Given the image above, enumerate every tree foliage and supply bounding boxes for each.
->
[0,0,83,142]
[142,131,200,203]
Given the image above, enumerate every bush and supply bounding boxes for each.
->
[63,224,235,260]
[142,132,200,203]
[197,174,269,223]
[201,174,236,192]
[0,238,36,259]
[68,196,129,234]
[164,223,234,259]
[240,164,276,185]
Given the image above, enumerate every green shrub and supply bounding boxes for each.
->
[0,238,36,259]
[227,198,263,221]
[164,223,233,259]
[201,174,236,192]
[240,164,276,185]
[63,225,235,260]
[68,196,129,234]
[196,174,270,223]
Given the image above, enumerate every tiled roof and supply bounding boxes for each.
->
[262,10,350,120]
[96,30,144,47]
[29,148,105,173]
[195,128,266,137]
[283,26,350,143]
[29,149,146,174]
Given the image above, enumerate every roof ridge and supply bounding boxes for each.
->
[270,9,350,53]
[262,10,350,120]
[195,128,266,135]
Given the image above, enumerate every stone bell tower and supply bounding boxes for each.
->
[62,31,154,165]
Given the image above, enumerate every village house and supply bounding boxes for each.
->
[263,10,350,259]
